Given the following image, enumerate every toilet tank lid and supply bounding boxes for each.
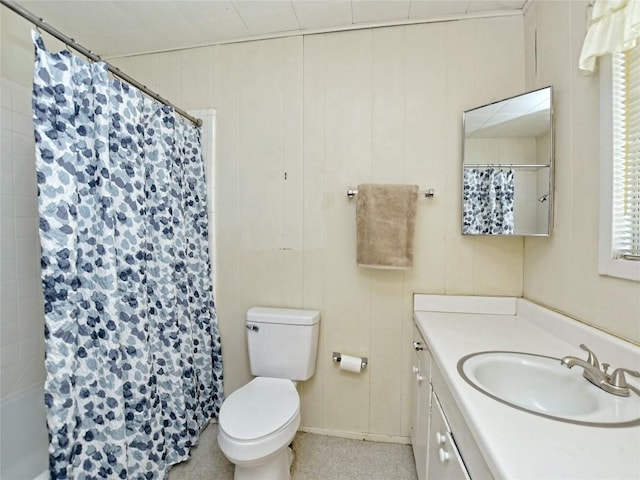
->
[247,306,320,325]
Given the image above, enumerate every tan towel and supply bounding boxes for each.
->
[356,184,419,269]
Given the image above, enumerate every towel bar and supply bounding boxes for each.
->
[346,187,434,199]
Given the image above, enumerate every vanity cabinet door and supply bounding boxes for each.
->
[411,327,431,480]
[428,394,471,480]
[410,347,420,449]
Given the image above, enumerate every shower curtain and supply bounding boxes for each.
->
[462,168,515,234]
[31,32,223,479]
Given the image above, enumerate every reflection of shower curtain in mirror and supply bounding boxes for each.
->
[463,168,515,234]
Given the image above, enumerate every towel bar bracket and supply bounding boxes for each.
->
[346,187,434,199]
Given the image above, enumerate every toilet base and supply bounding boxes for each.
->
[233,446,293,480]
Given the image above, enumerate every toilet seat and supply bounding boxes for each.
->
[220,377,299,441]
[218,377,301,465]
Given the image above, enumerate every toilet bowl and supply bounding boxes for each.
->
[217,307,320,480]
[218,377,301,480]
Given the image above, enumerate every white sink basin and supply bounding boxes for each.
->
[458,351,640,427]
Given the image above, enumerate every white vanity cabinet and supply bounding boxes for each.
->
[411,323,488,480]
[413,295,640,479]
[410,326,431,480]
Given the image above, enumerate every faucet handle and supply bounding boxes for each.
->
[608,368,640,388]
[579,344,600,369]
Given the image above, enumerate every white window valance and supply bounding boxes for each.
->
[579,0,640,73]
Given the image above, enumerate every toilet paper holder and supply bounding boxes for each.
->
[332,351,368,369]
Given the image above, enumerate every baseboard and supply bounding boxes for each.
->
[298,426,411,445]
[209,418,412,445]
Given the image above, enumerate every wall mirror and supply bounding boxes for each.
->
[462,86,554,236]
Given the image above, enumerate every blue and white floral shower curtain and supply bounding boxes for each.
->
[31,32,223,479]
[462,168,515,234]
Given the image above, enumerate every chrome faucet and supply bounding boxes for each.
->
[561,344,640,397]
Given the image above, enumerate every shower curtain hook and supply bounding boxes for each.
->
[63,36,76,53]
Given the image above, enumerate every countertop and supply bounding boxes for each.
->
[414,297,640,480]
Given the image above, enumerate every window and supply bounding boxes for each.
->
[599,45,640,281]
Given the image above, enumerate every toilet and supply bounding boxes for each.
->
[217,307,320,480]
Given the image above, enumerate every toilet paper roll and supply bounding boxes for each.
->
[339,354,363,373]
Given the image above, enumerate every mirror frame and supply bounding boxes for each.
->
[461,86,554,237]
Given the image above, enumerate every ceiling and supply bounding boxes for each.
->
[16,0,528,58]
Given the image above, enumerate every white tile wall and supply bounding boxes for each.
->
[0,78,46,401]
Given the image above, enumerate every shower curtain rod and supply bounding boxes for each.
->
[463,163,550,168]
[0,0,202,128]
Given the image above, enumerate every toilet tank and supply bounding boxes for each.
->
[246,307,320,381]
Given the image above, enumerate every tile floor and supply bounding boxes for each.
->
[170,423,418,480]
